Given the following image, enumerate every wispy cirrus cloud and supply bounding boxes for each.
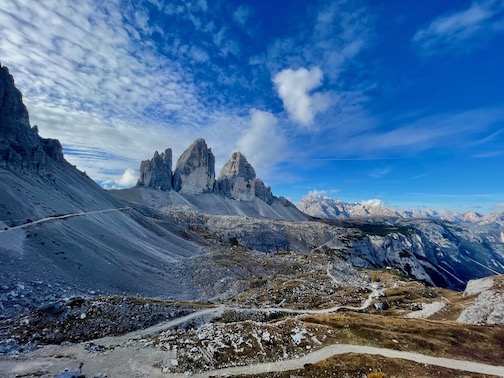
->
[260,0,371,81]
[369,166,391,179]
[0,0,254,185]
[316,107,504,158]
[413,0,504,54]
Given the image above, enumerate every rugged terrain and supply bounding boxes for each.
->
[297,192,504,229]
[1,265,503,377]
[1,64,504,377]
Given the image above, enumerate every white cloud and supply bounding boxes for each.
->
[413,0,504,53]
[117,168,138,186]
[236,109,286,175]
[360,199,385,207]
[306,189,340,199]
[102,168,139,189]
[273,67,330,126]
[189,45,209,62]
[197,0,208,12]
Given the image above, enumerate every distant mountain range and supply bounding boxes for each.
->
[297,193,504,228]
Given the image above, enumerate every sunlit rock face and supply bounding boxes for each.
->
[218,152,256,201]
[173,138,216,194]
[137,149,173,191]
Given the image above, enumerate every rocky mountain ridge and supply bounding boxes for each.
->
[0,63,64,171]
[297,193,504,228]
[0,64,206,317]
[135,138,291,212]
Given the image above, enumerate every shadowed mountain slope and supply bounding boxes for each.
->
[0,64,202,317]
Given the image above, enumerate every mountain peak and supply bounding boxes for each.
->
[0,64,64,172]
[137,148,173,190]
[172,138,216,194]
[218,151,256,201]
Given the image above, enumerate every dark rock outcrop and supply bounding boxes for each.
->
[254,178,274,205]
[173,139,216,194]
[137,149,172,190]
[0,63,63,171]
[218,152,256,201]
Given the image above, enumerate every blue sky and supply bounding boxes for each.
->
[1,0,503,213]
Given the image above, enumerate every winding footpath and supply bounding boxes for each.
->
[178,344,504,377]
[0,207,131,233]
[1,215,503,376]
[2,299,504,377]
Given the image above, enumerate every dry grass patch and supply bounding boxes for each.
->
[300,313,504,365]
[229,353,495,377]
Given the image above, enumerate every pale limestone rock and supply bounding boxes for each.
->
[218,152,256,201]
[254,178,274,205]
[173,139,215,194]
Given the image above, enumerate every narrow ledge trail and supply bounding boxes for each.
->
[0,207,131,233]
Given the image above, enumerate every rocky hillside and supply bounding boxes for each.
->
[0,64,205,317]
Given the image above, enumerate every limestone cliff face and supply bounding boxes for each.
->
[218,152,256,201]
[254,178,274,205]
[137,149,172,190]
[137,139,297,209]
[172,138,216,194]
[0,64,63,171]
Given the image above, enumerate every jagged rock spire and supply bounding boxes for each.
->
[254,178,274,205]
[172,138,216,194]
[218,152,257,201]
[136,139,284,205]
[137,148,172,190]
[0,64,64,171]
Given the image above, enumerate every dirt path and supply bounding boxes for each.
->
[235,287,378,315]
[3,341,502,377]
[0,207,131,232]
[181,343,504,377]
